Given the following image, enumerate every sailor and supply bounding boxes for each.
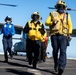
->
[23,12,45,68]
[45,0,73,75]
[0,16,15,62]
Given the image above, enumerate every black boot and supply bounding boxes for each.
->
[4,52,8,63]
[58,69,63,75]
[4,59,8,62]
[33,60,37,69]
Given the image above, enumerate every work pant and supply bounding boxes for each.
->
[40,42,47,62]
[26,38,40,68]
[2,36,12,61]
[51,35,67,71]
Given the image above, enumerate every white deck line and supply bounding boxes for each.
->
[67,58,76,60]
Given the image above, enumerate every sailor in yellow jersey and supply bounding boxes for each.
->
[23,12,45,69]
[45,0,73,75]
[39,29,48,62]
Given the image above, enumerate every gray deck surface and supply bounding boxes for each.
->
[0,55,76,75]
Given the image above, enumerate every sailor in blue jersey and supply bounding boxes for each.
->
[0,16,15,62]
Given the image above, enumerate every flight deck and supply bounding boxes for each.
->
[0,55,76,75]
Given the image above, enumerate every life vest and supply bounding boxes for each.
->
[27,20,42,40]
[41,29,47,42]
[50,11,68,35]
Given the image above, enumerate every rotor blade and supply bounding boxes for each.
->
[48,7,76,12]
[0,3,17,7]
[67,8,76,11]
[48,7,55,9]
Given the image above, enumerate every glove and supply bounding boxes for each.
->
[53,20,59,25]
[23,33,27,39]
[67,34,72,41]
[67,34,72,46]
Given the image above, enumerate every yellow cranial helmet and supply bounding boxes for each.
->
[55,0,67,9]
[31,12,42,20]
[31,12,40,18]
[33,12,40,15]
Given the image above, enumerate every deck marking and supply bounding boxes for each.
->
[28,68,42,75]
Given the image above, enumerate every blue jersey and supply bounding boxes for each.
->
[1,23,15,37]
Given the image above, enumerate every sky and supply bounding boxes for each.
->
[0,0,76,58]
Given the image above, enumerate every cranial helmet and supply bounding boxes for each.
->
[33,12,39,15]
[31,12,41,21]
[5,16,12,22]
[55,0,67,9]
